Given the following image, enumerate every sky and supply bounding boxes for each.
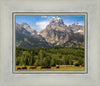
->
[16,15,85,31]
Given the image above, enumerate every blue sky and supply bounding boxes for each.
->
[16,15,84,31]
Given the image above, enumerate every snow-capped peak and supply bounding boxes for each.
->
[51,16,63,23]
[37,32,40,35]
[77,30,83,32]
[53,16,62,21]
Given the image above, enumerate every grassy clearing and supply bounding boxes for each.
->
[16,65,84,71]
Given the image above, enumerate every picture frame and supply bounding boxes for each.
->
[13,12,88,74]
[0,0,100,86]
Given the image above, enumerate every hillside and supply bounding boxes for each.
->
[16,31,52,48]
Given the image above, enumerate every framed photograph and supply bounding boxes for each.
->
[0,0,100,86]
[12,12,88,74]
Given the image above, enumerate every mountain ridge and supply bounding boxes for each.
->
[39,16,84,45]
[16,16,84,48]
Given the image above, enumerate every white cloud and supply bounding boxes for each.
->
[35,16,55,31]
[36,16,55,31]
[41,16,48,18]
[52,17,55,18]
[46,16,55,21]
[36,21,49,30]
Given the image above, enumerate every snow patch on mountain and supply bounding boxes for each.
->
[77,30,83,32]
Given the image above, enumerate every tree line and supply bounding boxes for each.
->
[16,47,84,67]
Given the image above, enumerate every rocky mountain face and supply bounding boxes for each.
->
[68,22,84,35]
[40,29,71,45]
[16,23,52,48]
[39,17,84,45]
[45,17,68,31]
[16,23,37,36]
[16,16,84,48]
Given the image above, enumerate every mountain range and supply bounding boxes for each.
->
[16,16,84,48]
